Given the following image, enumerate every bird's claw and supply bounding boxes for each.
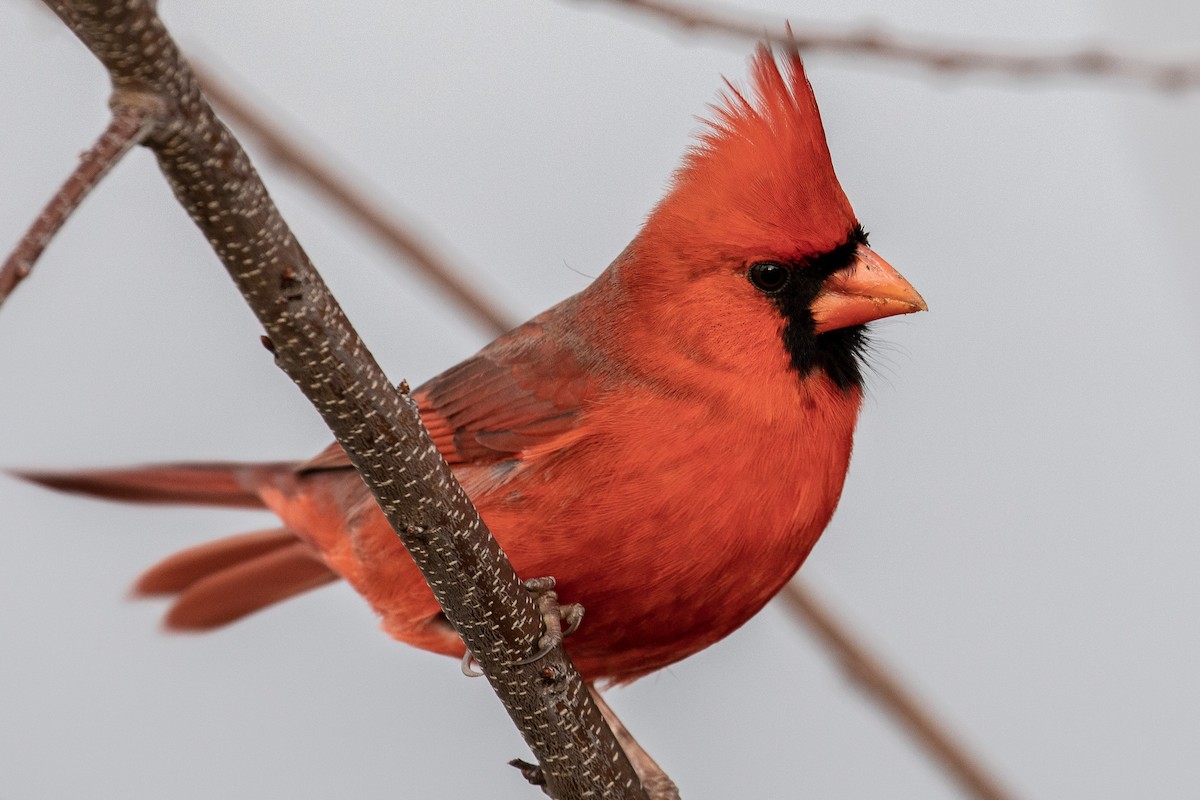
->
[461,650,483,678]
[510,576,584,666]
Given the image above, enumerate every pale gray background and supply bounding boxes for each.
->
[2,1,1198,798]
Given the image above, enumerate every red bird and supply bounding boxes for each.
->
[22,46,924,683]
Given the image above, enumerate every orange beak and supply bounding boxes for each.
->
[810,245,927,334]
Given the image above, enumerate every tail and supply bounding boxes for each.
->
[15,462,291,508]
[136,528,339,630]
[14,462,341,630]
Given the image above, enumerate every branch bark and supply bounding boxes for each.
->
[24,2,650,797]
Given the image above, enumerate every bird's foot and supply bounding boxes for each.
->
[461,650,484,678]
[510,576,584,666]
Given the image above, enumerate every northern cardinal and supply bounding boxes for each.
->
[21,45,924,683]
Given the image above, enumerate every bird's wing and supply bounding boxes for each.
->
[297,316,596,473]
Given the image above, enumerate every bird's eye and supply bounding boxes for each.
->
[748,262,790,294]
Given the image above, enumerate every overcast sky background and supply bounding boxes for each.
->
[2,1,1198,798]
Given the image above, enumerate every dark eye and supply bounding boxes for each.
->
[748,262,790,294]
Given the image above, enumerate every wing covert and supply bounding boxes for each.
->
[297,316,596,473]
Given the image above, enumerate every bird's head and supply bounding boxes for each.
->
[620,43,925,394]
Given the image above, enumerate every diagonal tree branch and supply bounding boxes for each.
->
[585,0,1200,91]
[19,2,651,798]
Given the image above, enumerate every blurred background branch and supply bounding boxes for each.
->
[586,0,1200,89]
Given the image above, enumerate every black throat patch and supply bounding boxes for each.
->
[769,228,870,392]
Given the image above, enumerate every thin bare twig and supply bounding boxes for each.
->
[196,58,1016,799]
[0,98,160,310]
[779,583,1015,800]
[27,2,650,798]
[193,65,514,334]
[588,0,1200,91]
[590,688,681,800]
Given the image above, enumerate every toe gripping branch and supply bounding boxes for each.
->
[460,576,584,677]
[510,576,585,666]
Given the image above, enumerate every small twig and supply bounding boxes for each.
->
[587,0,1200,91]
[193,65,514,334]
[590,688,681,800]
[0,97,161,310]
[779,583,1015,800]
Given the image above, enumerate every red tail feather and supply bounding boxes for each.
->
[135,528,300,595]
[14,462,289,508]
[16,463,340,630]
[161,541,337,631]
